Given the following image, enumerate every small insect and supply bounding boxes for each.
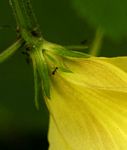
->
[52,67,58,75]
[31,28,41,37]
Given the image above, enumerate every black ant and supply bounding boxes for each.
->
[31,28,41,37]
[52,67,58,75]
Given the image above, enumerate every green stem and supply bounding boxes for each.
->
[0,39,24,63]
[9,0,38,30]
[89,28,103,56]
[8,0,43,109]
[9,0,42,42]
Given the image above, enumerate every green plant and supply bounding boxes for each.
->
[1,1,127,150]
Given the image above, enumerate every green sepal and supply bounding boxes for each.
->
[32,59,40,110]
[45,52,73,73]
[45,53,58,64]
[36,53,50,99]
[52,47,90,58]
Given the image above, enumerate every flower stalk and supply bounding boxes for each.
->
[0,39,24,63]
[9,0,42,44]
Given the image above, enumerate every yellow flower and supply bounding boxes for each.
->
[45,56,127,150]
[31,40,127,149]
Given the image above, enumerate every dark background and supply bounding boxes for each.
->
[0,0,127,149]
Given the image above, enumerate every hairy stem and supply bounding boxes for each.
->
[9,0,42,42]
[9,0,38,30]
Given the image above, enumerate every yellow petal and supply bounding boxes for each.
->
[98,56,127,73]
[48,116,71,150]
[47,57,127,150]
[62,57,127,92]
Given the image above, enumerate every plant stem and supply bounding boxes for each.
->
[89,28,103,56]
[9,0,42,42]
[10,0,38,30]
[9,0,44,109]
[0,39,24,63]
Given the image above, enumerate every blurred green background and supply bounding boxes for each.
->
[0,0,127,149]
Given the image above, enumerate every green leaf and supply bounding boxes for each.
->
[71,0,127,39]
